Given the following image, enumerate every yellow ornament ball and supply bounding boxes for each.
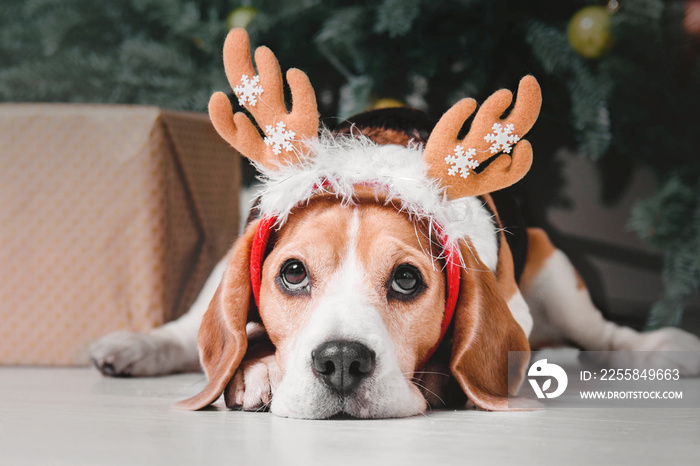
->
[567,6,614,59]
[368,98,405,110]
[226,6,258,30]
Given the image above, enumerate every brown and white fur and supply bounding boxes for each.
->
[90,114,700,419]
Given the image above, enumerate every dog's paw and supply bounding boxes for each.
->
[225,355,283,411]
[615,327,700,376]
[90,331,171,377]
[637,327,700,351]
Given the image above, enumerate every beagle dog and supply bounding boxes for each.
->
[90,29,700,418]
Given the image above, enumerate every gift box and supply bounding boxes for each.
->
[0,104,241,365]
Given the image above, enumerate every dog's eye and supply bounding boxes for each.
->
[280,259,309,291]
[390,264,423,298]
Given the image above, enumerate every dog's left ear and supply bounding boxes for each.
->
[175,219,261,410]
[449,239,530,411]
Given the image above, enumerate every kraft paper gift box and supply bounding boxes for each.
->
[0,104,241,365]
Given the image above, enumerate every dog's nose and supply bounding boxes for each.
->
[311,340,375,395]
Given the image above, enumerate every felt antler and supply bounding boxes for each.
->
[208,28,319,170]
[424,75,542,199]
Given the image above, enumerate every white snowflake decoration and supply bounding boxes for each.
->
[484,123,520,154]
[264,121,296,155]
[445,145,480,178]
[233,74,263,106]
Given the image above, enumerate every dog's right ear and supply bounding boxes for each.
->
[449,239,531,411]
[175,219,261,410]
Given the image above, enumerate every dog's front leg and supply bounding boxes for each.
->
[90,258,226,377]
[223,323,282,411]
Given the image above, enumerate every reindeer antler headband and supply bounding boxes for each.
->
[211,28,541,210]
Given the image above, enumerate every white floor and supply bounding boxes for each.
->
[1,367,698,466]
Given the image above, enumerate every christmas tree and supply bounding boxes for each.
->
[2,0,698,328]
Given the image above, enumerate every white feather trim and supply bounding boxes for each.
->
[253,131,499,272]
